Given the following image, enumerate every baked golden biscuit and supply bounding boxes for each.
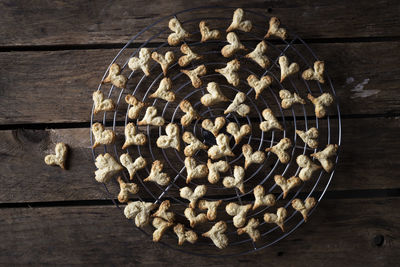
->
[94,153,123,183]
[259,108,283,132]
[252,185,276,210]
[207,159,229,184]
[152,217,173,242]
[125,95,146,119]
[168,18,190,46]
[102,63,127,89]
[128,48,151,76]
[237,218,260,242]
[124,201,157,227]
[200,82,229,106]
[264,207,287,232]
[117,176,139,203]
[137,106,165,126]
[181,65,207,88]
[208,133,235,160]
[157,123,180,151]
[226,202,252,228]
[152,200,175,223]
[226,122,251,144]
[279,89,306,109]
[265,137,292,163]
[296,127,319,149]
[265,17,287,40]
[296,155,321,181]
[201,117,226,137]
[198,200,223,220]
[215,59,240,87]
[202,221,229,249]
[274,175,301,199]
[199,21,221,42]
[311,144,338,172]
[279,56,299,82]
[291,197,317,222]
[143,160,170,186]
[221,32,246,58]
[242,144,266,169]
[184,208,207,228]
[185,157,208,183]
[93,91,115,115]
[180,185,207,208]
[182,131,208,157]
[179,100,201,127]
[245,41,270,68]
[152,51,175,76]
[247,74,272,99]
[122,122,147,149]
[44,142,68,169]
[119,153,146,180]
[307,93,334,118]
[150,77,175,102]
[224,92,250,117]
[179,44,203,67]
[226,8,252,32]
[302,61,325,83]
[222,165,245,193]
[174,223,198,245]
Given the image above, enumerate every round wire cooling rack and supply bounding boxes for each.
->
[89,6,342,257]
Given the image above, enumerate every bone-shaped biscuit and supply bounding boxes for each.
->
[274,175,301,199]
[207,159,229,184]
[279,56,299,82]
[252,185,276,210]
[226,8,252,32]
[296,127,319,149]
[242,144,266,169]
[296,155,321,181]
[279,89,306,109]
[179,100,201,127]
[181,64,207,88]
[102,63,127,88]
[215,59,240,87]
[203,221,229,249]
[93,91,115,115]
[208,134,235,160]
[221,32,246,58]
[128,48,151,76]
[168,18,190,46]
[151,51,175,76]
[237,218,260,242]
[292,197,317,222]
[247,74,272,99]
[152,200,174,223]
[184,208,207,228]
[198,200,222,221]
[117,176,139,203]
[265,137,292,163]
[152,217,173,242]
[125,95,146,119]
[124,201,157,227]
[122,122,147,149]
[199,21,221,42]
[174,223,198,245]
[201,117,226,137]
[200,82,229,106]
[222,165,245,193]
[185,157,208,183]
[264,207,287,231]
[245,41,270,69]
[137,106,165,126]
[182,131,208,157]
[259,108,283,132]
[311,144,338,172]
[157,123,180,151]
[302,61,325,83]
[44,142,68,169]
[307,93,334,118]
[94,153,123,183]
[120,153,146,180]
[265,17,287,40]
[180,185,207,208]
[226,122,251,144]
[143,160,170,186]
[224,92,250,117]
[149,77,175,102]
[178,44,203,67]
[226,202,252,228]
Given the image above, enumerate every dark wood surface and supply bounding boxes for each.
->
[0,1,399,266]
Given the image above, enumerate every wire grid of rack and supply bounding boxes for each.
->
[89,5,342,257]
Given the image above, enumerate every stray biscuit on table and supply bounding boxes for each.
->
[265,137,292,163]
[137,106,165,126]
[185,156,208,183]
[179,44,203,67]
[120,153,146,180]
[184,208,208,228]
[117,176,139,203]
[124,201,157,228]
[265,17,287,40]
[302,61,325,83]
[199,21,221,42]
[292,197,317,222]
[264,207,287,232]
[279,55,299,82]
[180,185,207,209]
[242,144,266,169]
[128,48,151,76]
[207,159,229,184]
[122,122,147,149]
[226,8,252,32]
[150,77,175,102]
[237,218,260,242]
[44,142,68,169]
[181,64,207,88]
[102,63,127,89]
[202,221,229,249]
[152,51,175,76]
[307,93,334,118]
[93,91,115,115]
[208,133,235,160]
[226,122,251,144]
[152,217,173,242]
[201,117,226,137]
[222,165,245,193]
[252,185,276,210]
[168,18,190,46]
[125,95,146,119]
[174,223,198,245]
[221,32,246,58]
[179,100,201,127]
[182,131,208,157]
[143,160,170,186]
[311,144,338,172]
[296,127,319,149]
[296,155,321,182]
[245,41,270,69]
[200,82,229,106]
[259,108,283,132]
[94,153,123,183]
[274,175,301,199]
[279,89,306,109]
[226,202,252,228]
[224,92,250,117]
[247,74,272,100]
[156,123,180,151]
[215,59,240,87]
[198,200,223,221]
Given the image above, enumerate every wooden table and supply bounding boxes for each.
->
[0,1,399,265]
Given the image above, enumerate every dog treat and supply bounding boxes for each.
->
[265,137,292,163]
[152,51,175,76]
[199,21,221,42]
[311,144,338,172]
[94,153,123,183]
[200,82,229,106]
[128,48,151,76]
[221,32,246,58]
[120,153,146,180]
[185,157,208,183]
[182,131,208,157]
[201,117,226,137]
[137,106,165,126]
[226,8,252,32]
[174,223,198,245]
[237,218,260,242]
[198,200,223,220]
[143,160,170,186]
[302,61,325,83]
[264,207,287,231]
[296,155,321,182]
[308,93,334,118]
[245,41,270,68]
[252,185,276,210]
[296,127,319,149]
[125,95,146,119]
[152,200,175,223]
[259,108,283,132]
[224,92,250,117]
[207,159,229,184]
[274,175,301,199]
[179,44,203,67]
[202,221,229,249]
[226,122,251,144]
[93,91,115,115]
[247,74,272,99]
[117,176,139,203]
[181,65,207,88]
[222,165,245,193]
[102,63,127,89]
[292,197,317,222]
[208,133,235,160]
[180,185,207,208]
[122,122,147,149]
[279,89,306,109]
[152,217,173,242]
[215,59,240,87]
[184,208,208,228]
[157,123,180,151]
[150,77,175,102]
[242,144,266,169]
[180,100,201,127]
[44,142,68,169]
[279,56,299,82]
[124,201,157,228]
[168,18,190,46]
[226,202,252,228]
[265,17,287,40]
